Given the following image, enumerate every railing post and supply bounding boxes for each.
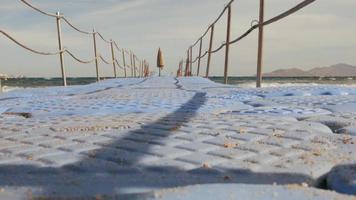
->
[92,29,100,82]
[189,46,193,76]
[197,38,203,76]
[130,51,134,77]
[224,5,232,84]
[133,55,137,77]
[141,60,145,78]
[110,40,117,78]
[185,50,190,76]
[122,50,127,78]
[256,0,265,88]
[206,25,214,78]
[56,12,67,87]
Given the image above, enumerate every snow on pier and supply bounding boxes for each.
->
[0,77,355,199]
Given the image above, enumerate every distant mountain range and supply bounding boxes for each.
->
[264,63,356,77]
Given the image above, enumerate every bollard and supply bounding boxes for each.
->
[92,30,100,82]
[110,40,117,78]
[224,5,232,84]
[206,25,214,78]
[197,38,203,76]
[56,12,67,86]
[256,0,265,88]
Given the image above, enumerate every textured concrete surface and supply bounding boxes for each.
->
[0,77,355,199]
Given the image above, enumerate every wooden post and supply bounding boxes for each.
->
[92,30,100,82]
[122,49,127,78]
[110,40,117,78]
[256,0,265,88]
[206,25,214,78]
[56,12,67,87]
[197,38,203,76]
[224,5,232,84]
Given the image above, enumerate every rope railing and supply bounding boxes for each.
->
[61,17,93,35]
[182,0,317,87]
[97,32,111,44]
[1,0,148,86]
[65,49,96,64]
[115,59,124,70]
[113,41,122,52]
[0,30,62,56]
[191,0,235,48]
[99,55,111,65]
[20,0,58,18]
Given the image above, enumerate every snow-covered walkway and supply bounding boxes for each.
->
[0,77,355,199]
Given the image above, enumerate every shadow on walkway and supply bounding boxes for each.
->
[0,92,313,198]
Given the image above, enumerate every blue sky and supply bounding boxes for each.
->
[1,0,356,77]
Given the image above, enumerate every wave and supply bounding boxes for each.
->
[0,86,24,93]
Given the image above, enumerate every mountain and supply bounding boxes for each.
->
[264,63,356,77]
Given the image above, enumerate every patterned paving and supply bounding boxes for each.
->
[0,77,355,199]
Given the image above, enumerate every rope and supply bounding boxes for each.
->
[0,30,62,55]
[191,0,234,48]
[99,55,110,64]
[210,43,226,54]
[113,41,122,52]
[115,59,124,69]
[192,50,209,64]
[97,32,111,44]
[62,17,93,35]
[230,0,316,45]
[65,50,95,64]
[21,0,94,35]
[20,0,57,18]
[264,0,316,26]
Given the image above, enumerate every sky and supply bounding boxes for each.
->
[1,0,356,77]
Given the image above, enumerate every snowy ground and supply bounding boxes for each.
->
[0,77,355,199]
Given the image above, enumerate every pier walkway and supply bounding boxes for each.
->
[0,77,355,199]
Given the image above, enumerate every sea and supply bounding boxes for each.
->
[1,77,356,92]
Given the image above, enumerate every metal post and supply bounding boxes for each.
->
[56,12,67,87]
[130,51,134,77]
[179,60,183,77]
[256,0,265,88]
[224,5,232,84]
[185,50,190,76]
[189,46,193,76]
[92,30,100,82]
[133,55,137,77]
[197,38,203,76]
[206,25,214,78]
[110,40,117,78]
[122,50,127,78]
[141,60,143,77]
